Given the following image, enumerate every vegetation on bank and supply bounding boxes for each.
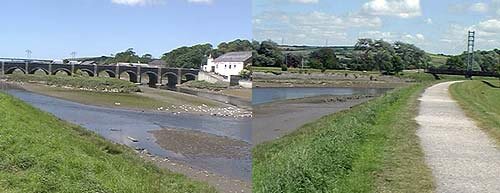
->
[182,80,228,91]
[5,74,140,93]
[0,92,216,193]
[450,80,500,144]
[253,82,435,192]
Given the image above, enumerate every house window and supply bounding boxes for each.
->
[234,65,236,68]
[225,64,227,69]
[229,65,231,69]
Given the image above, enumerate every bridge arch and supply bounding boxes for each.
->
[78,69,95,77]
[119,70,138,83]
[97,69,116,78]
[29,67,50,75]
[161,72,179,88]
[140,71,158,87]
[181,73,197,83]
[52,68,72,76]
[5,67,26,74]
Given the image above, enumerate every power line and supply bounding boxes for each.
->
[25,49,32,59]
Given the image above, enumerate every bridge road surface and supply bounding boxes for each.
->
[416,81,500,193]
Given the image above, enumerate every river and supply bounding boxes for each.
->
[2,88,252,182]
[253,87,391,105]
[252,87,391,144]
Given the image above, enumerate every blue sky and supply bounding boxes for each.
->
[0,0,251,59]
[253,0,500,55]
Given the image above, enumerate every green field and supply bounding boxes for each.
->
[253,82,435,192]
[450,80,500,144]
[427,53,450,68]
[0,92,216,193]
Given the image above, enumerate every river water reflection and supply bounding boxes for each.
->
[4,89,252,181]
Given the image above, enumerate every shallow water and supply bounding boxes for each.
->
[4,89,252,181]
[252,87,391,105]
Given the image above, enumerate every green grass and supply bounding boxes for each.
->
[253,83,435,193]
[0,92,216,193]
[5,74,140,93]
[450,80,500,144]
[182,80,228,91]
[427,53,449,67]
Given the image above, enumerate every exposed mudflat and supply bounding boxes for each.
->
[150,128,251,159]
[253,95,376,144]
[416,81,500,193]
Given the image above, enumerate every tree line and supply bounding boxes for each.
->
[85,39,253,69]
[252,39,430,74]
[444,49,500,72]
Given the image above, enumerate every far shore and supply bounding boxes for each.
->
[0,80,251,118]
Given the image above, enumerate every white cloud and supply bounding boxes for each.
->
[254,11,382,45]
[362,0,421,18]
[290,0,319,3]
[425,18,433,24]
[475,19,500,34]
[470,2,488,13]
[359,31,425,44]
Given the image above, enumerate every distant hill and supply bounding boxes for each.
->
[427,53,450,67]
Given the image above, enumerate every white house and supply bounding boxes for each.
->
[202,51,252,79]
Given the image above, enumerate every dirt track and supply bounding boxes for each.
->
[416,81,500,193]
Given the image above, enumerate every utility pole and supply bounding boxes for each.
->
[466,31,475,79]
[25,49,32,59]
[70,51,77,59]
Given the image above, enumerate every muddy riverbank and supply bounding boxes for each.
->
[253,94,384,144]
[253,71,411,88]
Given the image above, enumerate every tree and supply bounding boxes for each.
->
[161,44,213,68]
[285,53,302,68]
[445,56,465,70]
[309,48,338,69]
[114,48,141,63]
[253,40,284,67]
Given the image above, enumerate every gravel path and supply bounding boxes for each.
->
[416,81,500,193]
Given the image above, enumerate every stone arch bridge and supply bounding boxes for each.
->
[1,61,198,88]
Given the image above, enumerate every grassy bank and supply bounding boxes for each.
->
[182,80,228,91]
[0,92,216,192]
[253,83,435,192]
[4,74,140,93]
[450,80,500,144]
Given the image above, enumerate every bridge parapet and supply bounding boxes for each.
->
[0,61,199,88]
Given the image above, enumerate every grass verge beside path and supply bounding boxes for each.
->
[450,80,500,144]
[253,83,435,193]
[0,92,216,193]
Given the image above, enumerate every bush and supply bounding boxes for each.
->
[183,80,227,91]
